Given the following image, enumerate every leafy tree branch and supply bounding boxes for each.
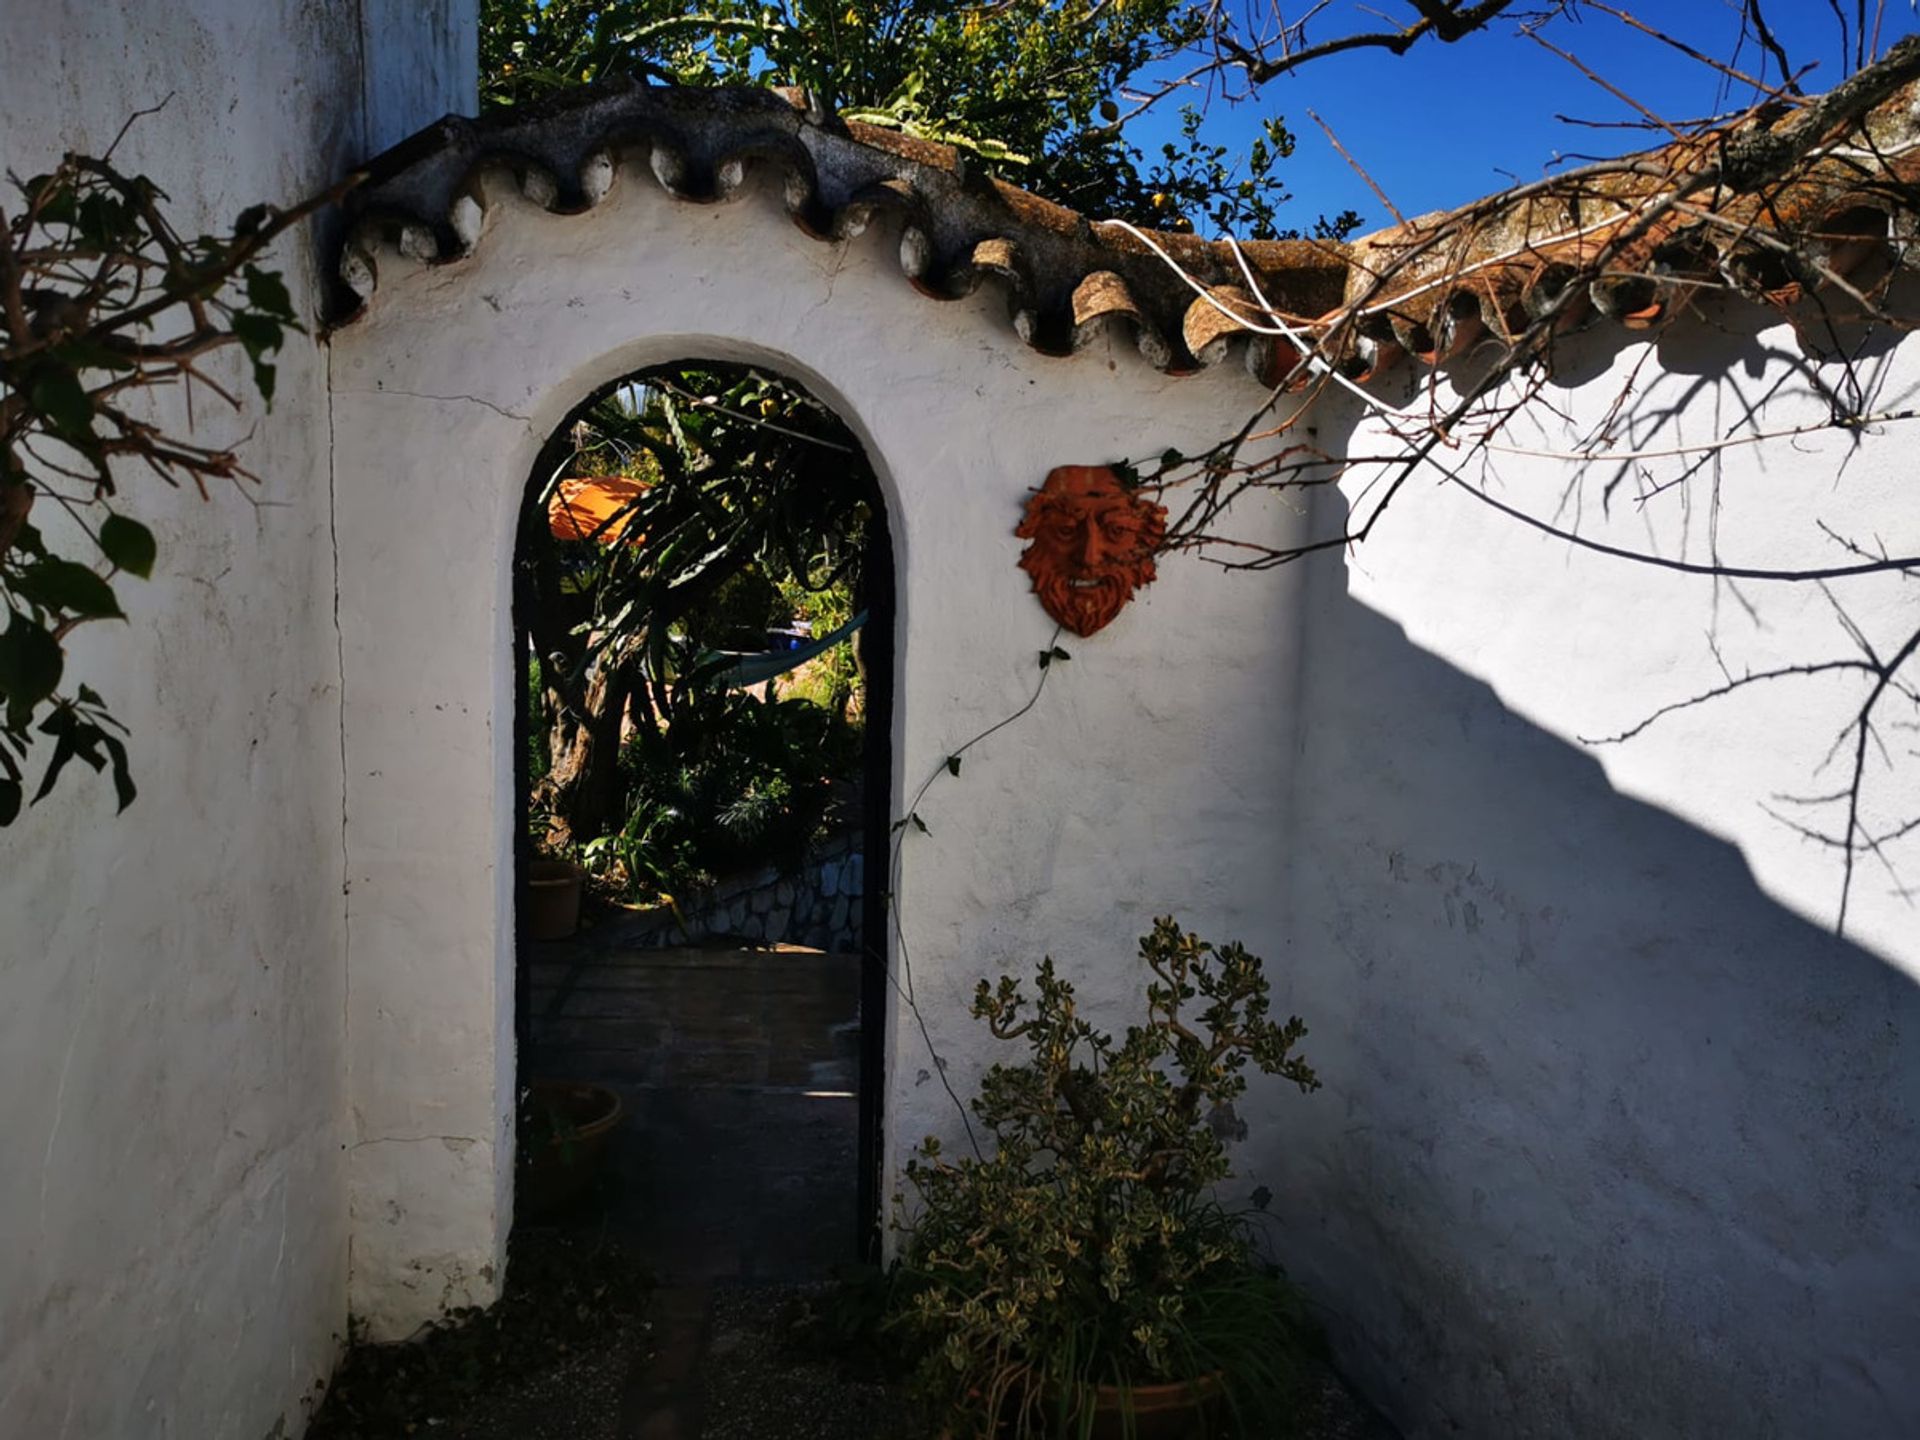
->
[0,138,348,823]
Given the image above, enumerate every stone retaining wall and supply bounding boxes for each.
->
[626,833,864,952]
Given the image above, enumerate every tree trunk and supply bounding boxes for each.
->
[537,648,633,852]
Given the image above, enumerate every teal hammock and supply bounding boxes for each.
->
[704,610,867,689]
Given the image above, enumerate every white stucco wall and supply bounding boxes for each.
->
[327,154,1316,1338]
[1261,316,1920,1438]
[0,6,473,1438]
[329,113,1919,1437]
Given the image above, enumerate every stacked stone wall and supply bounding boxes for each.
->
[625,833,865,952]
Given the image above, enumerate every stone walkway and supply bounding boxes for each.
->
[525,936,867,1438]
[527,938,866,1281]
[521,933,1399,1440]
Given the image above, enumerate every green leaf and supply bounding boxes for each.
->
[1050,646,1071,663]
[99,514,156,578]
[100,731,135,811]
[243,264,295,321]
[230,311,284,405]
[75,191,136,250]
[26,175,77,225]
[910,812,929,835]
[31,711,104,804]
[232,203,272,237]
[0,613,63,707]
[945,755,962,777]
[230,311,282,354]
[0,778,20,825]
[9,521,46,559]
[17,558,122,618]
[28,364,93,439]
[52,337,136,374]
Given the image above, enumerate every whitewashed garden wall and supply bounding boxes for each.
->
[329,122,1920,1439]
[0,5,474,1439]
[1271,317,1920,1437]
[5,9,1918,1438]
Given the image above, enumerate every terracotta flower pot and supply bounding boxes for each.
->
[949,1370,1228,1440]
[1086,1373,1226,1440]
[524,858,584,940]
[516,1079,623,1219]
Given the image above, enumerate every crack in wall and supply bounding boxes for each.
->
[348,1135,482,1150]
[325,340,356,1301]
[335,388,536,429]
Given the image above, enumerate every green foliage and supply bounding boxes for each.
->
[1146,108,1363,243]
[775,564,861,714]
[523,361,874,865]
[526,650,552,786]
[529,364,871,714]
[894,918,1320,1437]
[1,148,311,823]
[610,686,860,899]
[479,0,1357,239]
[579,793,700,901]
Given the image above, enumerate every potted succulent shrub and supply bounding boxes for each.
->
[893,917,1321,1439]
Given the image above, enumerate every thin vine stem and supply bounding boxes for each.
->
[883,622,1068,1159]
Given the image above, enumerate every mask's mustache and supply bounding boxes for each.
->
[1028,569,1134,636]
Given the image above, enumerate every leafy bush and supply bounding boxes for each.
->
[894,918,1321,1438]
[607,685,861,901]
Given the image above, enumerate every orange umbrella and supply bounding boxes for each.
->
[547,475,651,545]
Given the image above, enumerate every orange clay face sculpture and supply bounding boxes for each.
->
[1016,465,1169,637]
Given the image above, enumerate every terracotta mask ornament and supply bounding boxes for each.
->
[1016,465,1169,637]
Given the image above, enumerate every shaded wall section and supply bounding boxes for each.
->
[0,5,474,1438]
[1256,322,1920,1438]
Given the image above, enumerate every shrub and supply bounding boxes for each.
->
[894,917,1321,1437]
[609,686,861,900]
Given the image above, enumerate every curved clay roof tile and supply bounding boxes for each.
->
[334,75,1920,388]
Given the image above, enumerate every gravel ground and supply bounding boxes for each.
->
[699,1285,916,1440]
[303,1250,1400,1440]
[697,1284,1402,1440]
[304,1227,652,1440]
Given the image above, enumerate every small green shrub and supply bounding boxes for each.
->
[894,917,1321,1438]
[606,686,861,901]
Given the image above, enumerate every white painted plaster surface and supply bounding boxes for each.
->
[0,6,472,1437]
[334,148,1920,1439]
[328,160,1314,1339]
[1264,317,1920,1437]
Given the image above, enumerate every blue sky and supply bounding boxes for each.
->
[1129,3,1920,233]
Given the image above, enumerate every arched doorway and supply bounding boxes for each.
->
[327,116,1240,1339]
[509,359,895,1275]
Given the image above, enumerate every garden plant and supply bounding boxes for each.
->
[893,917,1323,1438]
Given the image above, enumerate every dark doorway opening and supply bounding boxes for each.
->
[510,360,893,1280]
